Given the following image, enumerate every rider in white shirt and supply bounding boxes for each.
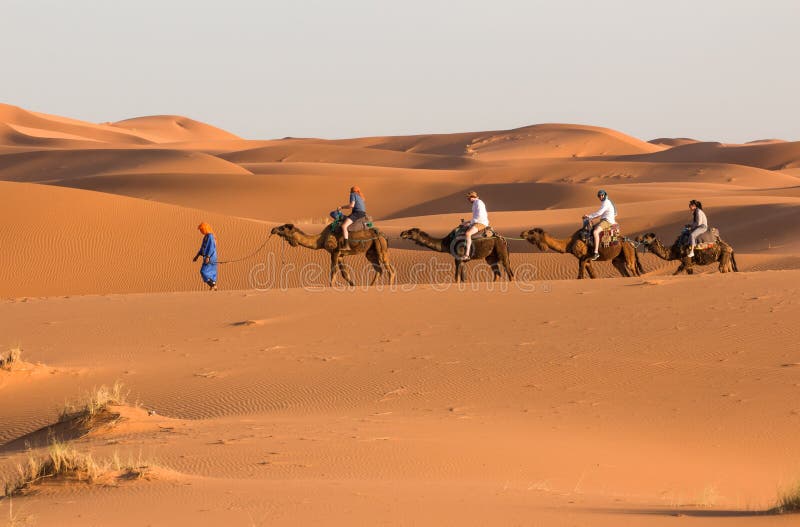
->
[582,189,616,260]
[461,191,489,261]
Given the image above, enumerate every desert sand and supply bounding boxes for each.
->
[1,103,799,525]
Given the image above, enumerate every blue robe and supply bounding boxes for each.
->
[197,233,218,283]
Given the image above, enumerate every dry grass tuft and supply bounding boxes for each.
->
[3,443,155,498]
[3,442,101,497]
[58,381,127,427]
[0,348,22,371]
[111,450,151,481]
[773,481,800,514]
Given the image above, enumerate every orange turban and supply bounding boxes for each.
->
[198,222,213,234]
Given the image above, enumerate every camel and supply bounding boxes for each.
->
[520,227,643,279]
[635,232,737,275]
[270,223,396,286]
[399,227,514,283]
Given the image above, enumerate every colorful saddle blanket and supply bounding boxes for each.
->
[599,223,622,247]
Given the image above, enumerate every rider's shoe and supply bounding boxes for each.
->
[590,253,600,261]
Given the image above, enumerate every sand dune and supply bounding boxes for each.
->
[2,104,800,525]
[0,103,153,145]
[219,140,482,169]
[110,115,241,143]
[465,123,666,160]
[330,123,664,160]
[616,140,800,171]
[648,137,701,147]
[0,121,103,149]
[0,148,251,183]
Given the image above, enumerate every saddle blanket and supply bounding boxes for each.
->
[599,223,622,247]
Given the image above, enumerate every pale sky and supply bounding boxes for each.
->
[2,0,798,143]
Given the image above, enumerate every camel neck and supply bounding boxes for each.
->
[291,228,326,249]
[541,232,570,253]
[410,231,445,252]
[648,239,675,260]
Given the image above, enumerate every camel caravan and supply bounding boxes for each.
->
[197,187,738,289]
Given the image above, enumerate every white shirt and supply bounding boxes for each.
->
[471,198,489,226]
[692,208,708,228]
[587,198,616,224]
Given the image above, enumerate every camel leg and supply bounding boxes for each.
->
[385,261,397,285]
[365,245,382,286]
[611,254,630,277]
[377,238,397,285]
[674,258,687,275]
[578,258,596,279]
[486,254,501,282]
[454,259,467,283]
[621,244,639,276]
[635,250,645,276]
[338,257,355,286]
[497,242,514,281]
[329,253,338,286]
[719,248,735,273]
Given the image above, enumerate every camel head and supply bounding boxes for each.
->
[271,224,299,247]
[520,228,548,251]
[400,228,421,240]
[636,232,657,246]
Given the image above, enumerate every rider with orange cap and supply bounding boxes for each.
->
[337,185,367,251]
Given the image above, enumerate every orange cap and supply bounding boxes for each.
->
[198,222,213,234]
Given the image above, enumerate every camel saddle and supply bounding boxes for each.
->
[580,222,621,248]
[332,215,374,234]
[679,227,719,250]
[346,216,374,233]
[454,225,496,238]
